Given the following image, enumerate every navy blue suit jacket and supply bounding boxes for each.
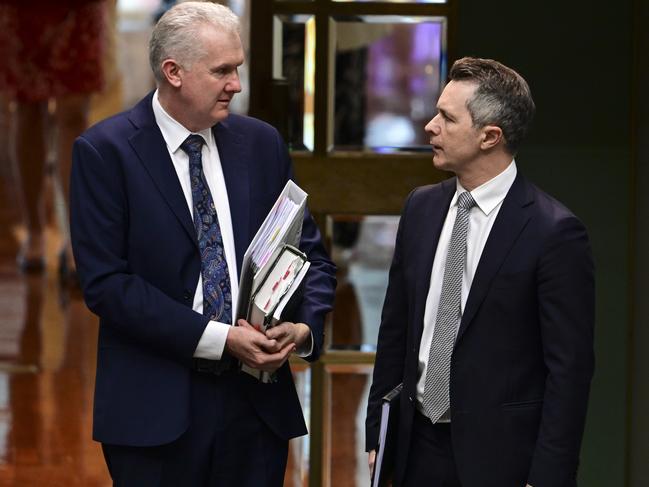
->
[366,174,595,487]
[70,93,336,447]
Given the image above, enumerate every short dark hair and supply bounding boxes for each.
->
[449,57,535,154]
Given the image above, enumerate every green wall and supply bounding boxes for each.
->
[456,0,634,484]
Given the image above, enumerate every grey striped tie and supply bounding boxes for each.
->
[423,191,476,423]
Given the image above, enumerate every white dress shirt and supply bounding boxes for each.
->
[415,161,518,414]
[152,91,238,360]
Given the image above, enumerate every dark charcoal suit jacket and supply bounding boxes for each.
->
[366,174,594,487]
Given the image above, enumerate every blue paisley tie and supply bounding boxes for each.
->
[180,134,232,324]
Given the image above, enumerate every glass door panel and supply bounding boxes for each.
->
[332,16,447,152]
[273,14,316,151]
[328,215,400,351]
[323,364,373,487]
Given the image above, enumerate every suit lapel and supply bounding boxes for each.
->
[455,173,534,345]
[128,95,198,249]
[411,178,456,343]
[213,120,249,276]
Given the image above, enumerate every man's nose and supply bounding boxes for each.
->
[227,70,242,93]
[425,114,440,134]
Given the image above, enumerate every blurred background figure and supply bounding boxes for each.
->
[0,0,107,278]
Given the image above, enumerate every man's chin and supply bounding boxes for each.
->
[211,109,230,124]
[432,154,447,170]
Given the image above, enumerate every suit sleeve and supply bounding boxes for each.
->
[365,190,414,451]
[70,136,209,363]
[270,128,337,362]
[528,215,595,487]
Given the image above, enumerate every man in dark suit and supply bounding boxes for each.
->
[366,57,594,487]
[70,2,335,486]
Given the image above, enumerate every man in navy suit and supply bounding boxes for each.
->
[366,57,594,487]
[70,2,335,486]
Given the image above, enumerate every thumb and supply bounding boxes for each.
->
[238,319,258,331]
[272,341,296,360]
[265,325,282,340]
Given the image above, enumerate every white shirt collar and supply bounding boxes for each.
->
[151,90,214,154]
[453,160,518,216]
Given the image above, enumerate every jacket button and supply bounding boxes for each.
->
[408,395,413,403]
[183,291,191,301]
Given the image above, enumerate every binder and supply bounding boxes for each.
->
[234,180,310,382]
[241,244,310,382]
[371,383,403,487]
[247,245,310,330]
[235,180,307,322]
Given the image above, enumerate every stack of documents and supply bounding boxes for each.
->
[250,197,302,273]
[235,180,309,382]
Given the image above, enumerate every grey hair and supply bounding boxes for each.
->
[149,1,240,82]
[449,57,535,154]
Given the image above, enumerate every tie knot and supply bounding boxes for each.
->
[457,191,476,210]
[180,134,205,158]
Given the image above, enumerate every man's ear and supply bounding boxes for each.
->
[480,125,503,150]
[161,59,183,88]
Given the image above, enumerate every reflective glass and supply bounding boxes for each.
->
[286,364,310,487]
[328,215,400,351]
[334,0,445,3]
[273,15,316,151]
[0,373,9,464]
[332,16,446,152]
[324,364,374,487]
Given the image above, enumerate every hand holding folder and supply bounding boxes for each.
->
[371,383,403,487]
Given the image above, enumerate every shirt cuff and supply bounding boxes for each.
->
[295,328,314,358]
[193,321,230,360]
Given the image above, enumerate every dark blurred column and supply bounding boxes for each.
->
[630,0,649,483]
